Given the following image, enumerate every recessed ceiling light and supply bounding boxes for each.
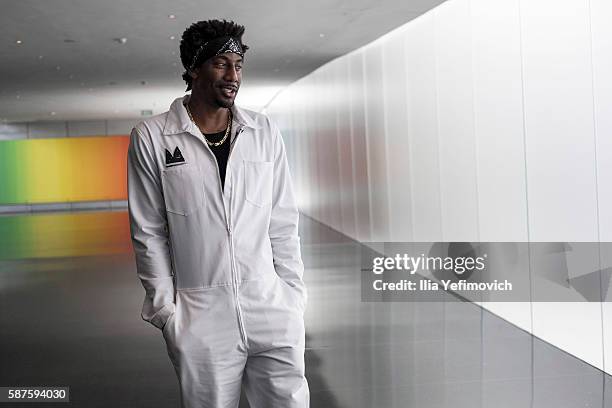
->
[168,14,176,19]
[16,40,22,44]
[55,65,61,70]
[319,33,325,38]
[50,111,56,116]
[38,55,44,59]
[16,94,21,99]
[169,35,176,40]
[114,37,128,44]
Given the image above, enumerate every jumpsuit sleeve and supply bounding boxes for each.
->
[268,119,307,311]
[127,126,176,330]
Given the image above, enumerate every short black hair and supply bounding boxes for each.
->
[180,19,249,91]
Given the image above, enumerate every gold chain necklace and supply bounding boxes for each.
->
[185,103,232,147]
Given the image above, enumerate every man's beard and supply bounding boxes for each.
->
[215,97,235,109]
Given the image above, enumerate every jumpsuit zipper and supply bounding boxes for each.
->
[201,123,248,346]
[227,126,247,346]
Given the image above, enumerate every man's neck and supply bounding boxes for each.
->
[187,95,231,134]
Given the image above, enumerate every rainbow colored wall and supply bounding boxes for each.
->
[0,135,129,204]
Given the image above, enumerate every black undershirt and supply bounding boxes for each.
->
[204,130,230,191]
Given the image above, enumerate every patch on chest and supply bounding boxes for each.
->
[165,146,185,167]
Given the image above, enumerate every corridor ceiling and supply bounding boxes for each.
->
[0,0,445,122]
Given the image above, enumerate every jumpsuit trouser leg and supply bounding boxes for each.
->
[243,346,310,408]
[162,291,249,408]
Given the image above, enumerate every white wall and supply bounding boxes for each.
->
[266,0,611,374]
[591,0,612,376]
[0,118,136,140]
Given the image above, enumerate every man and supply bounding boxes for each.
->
[127,19,309,408]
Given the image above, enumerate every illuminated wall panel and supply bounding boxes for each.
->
[0,135,129,204]
[267,0,612,375]
[520,0,603,371]
[591,0,612,375]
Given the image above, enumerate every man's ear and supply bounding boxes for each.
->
[189,69,198,79]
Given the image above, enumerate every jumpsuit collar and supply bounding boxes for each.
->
[162,94,261,137]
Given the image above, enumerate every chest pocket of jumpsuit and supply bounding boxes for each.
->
[244,160,273,207]
[161,164,204,216]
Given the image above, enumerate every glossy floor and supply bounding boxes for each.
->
[0,211,610,407]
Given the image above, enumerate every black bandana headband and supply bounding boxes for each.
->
[188,36,244,72]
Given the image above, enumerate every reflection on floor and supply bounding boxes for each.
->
[0,211,610,408]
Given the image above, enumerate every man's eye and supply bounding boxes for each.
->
[236,66,242,71]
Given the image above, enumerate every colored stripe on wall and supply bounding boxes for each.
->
[0,135,129,204]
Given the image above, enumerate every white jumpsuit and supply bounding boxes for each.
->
[127,95,309,408]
